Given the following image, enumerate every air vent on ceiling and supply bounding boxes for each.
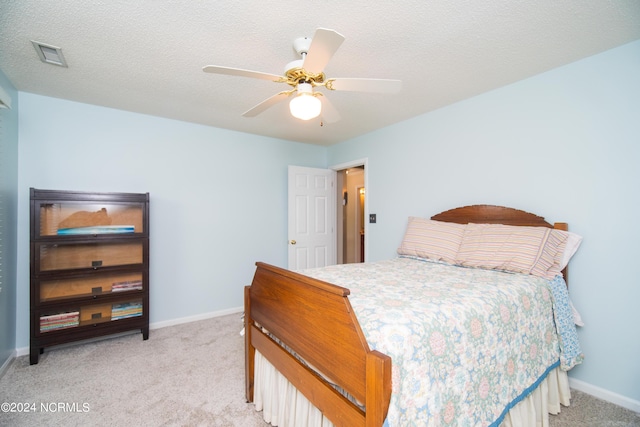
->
[31,41,68,67]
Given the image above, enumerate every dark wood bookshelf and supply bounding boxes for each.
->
[29,188,150,364]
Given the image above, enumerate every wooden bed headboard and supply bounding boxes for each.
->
[431,204,562,227]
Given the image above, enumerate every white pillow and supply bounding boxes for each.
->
[552,229,583,270]
[570,300,584,327]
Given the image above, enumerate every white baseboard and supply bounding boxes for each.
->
[14,306,244,358]
[0,349,17,379]
[569,377,640,414]
[149,306,243,330]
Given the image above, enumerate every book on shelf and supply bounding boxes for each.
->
[57,225,135,235]
[111,280,143,292]
[111,302,143,320]
[40,311,80,332]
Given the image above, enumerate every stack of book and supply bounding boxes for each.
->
[111,302,143,320]
[111,280,143,292]
[40,312,80,332]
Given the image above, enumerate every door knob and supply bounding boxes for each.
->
[290,240,296,245]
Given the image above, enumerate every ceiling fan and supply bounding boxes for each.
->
[202,28,402,122]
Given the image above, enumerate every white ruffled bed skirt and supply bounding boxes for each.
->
[253,350,571,427]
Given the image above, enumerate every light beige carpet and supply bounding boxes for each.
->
[1,313,638,426]
[0,313,266,426]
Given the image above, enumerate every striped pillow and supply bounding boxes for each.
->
[532,229,568,279]
[456,223,568,279]
[397,218,465,264]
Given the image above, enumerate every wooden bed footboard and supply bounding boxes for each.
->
[245,262,392,427]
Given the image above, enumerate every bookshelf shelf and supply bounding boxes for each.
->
[30,188,150,364]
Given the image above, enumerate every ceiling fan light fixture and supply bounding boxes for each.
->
[290,94,321,120]
[289,83,321,120]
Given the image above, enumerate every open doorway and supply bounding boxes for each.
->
[336,165,365,264]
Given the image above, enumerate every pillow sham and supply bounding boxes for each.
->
[551,229,583,271]
[532,229,568,278]
[455,223,568,279]
[397,217,465,264]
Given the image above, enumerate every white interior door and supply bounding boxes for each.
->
[288,165,336,270]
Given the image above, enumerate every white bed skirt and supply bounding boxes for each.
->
[253,350,571,427]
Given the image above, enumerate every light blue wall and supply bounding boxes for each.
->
[0,70,19,368]
[328,40,640,403]
[15,94,326,349]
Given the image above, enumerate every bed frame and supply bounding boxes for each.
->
[244,205,568,427]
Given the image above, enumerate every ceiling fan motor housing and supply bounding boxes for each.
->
[284,37,324,86]
[283,65,325,87]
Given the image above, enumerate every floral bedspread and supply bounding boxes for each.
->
[300,257,581,426]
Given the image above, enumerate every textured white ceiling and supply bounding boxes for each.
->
[1,1,639,146]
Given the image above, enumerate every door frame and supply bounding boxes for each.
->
[330,158,368,262]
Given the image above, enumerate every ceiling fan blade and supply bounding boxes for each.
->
[328,78,402,94]
[203,65,282,81]
[320,96,341,124]
[242,91,291,117]
[302,28,345,75]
